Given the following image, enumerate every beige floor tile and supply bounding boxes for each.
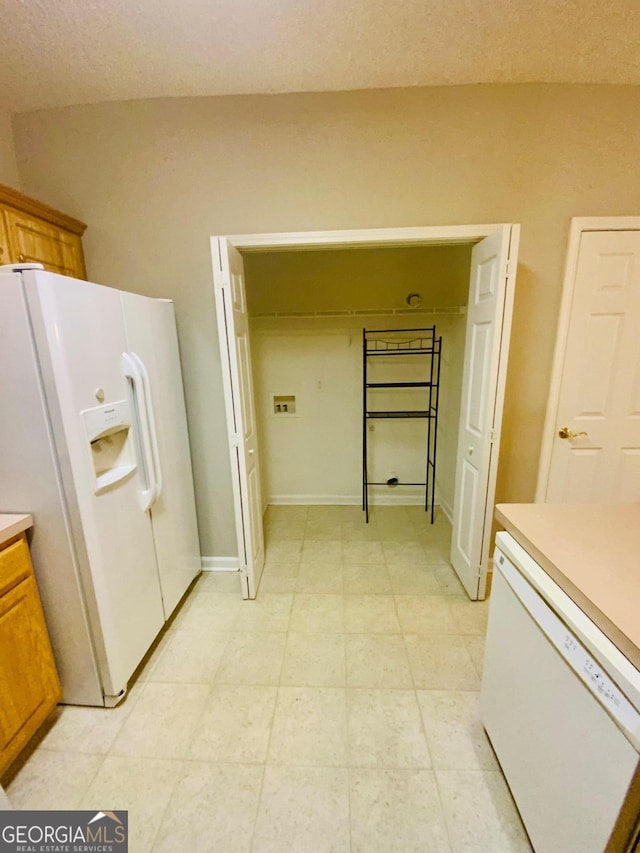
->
[265,520,308,541]
[436,770,533,852]
[417,691,498,771]
[307,505,344,522]
[135,632,173,683]
[305,520,344,540]
[342,540,385,564]
[301,539,342,563]
[376,525,418,541]
[110,683,209,759]
[267,505,309,522]
[340,505,365,521]
[280,633,346,687]
[381,541,428,563]
[373,513,416,539]
[388,563,441,595]
[289,594,344,633]
[350,768,451,853]
[433,563,466,596]
[448,597,490,635]
[347,689,431,768]
[269,687,348,766]
[421,541,452,563]
[189,685,277,763]
[34,700,135,755]
[464,635,486,677]
[345,635,413,688]
[395,594,458,634]
[421,545,452,563]
[197,570,242,593]
[80,756,180,852]
[153,762,263,853]
[4,751,104,809]
[296,561,343,593]
[344,595,401,633]
[148,629,229,683]
[343,563,391,594]
[171,591,242,631]
[341,520,381,541]
[253,765,350,853]
[265,541,303,562]
[215,632,286,685]
[370,506,413,524]
[404,635,481,690]
[259,563,299,593]
[232,593,293,632]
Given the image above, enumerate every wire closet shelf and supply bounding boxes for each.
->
[362,326,442,523]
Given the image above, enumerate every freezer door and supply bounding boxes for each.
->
[121,292,201,618]
[0,274,103,706]
[25,271,165,700]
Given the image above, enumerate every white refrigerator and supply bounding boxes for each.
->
[0,266,201,706]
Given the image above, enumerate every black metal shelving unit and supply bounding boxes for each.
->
[362,326,442,523]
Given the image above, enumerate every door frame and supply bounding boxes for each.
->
[535,216,640,502]
[213,222,519,598]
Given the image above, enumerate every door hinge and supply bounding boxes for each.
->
[504,260,511,278]
[489,428,497,443]
[231,433,240,448]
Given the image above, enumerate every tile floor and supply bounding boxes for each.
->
[2,505,532,852]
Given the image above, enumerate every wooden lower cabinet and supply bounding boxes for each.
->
[0,534,61,776]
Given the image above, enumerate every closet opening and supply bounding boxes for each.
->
[211,225,519,603]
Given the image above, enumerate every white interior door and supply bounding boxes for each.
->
[540,230,640,503]
[212,237,265,599]
[450,227,517,600]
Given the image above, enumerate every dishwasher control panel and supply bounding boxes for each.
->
[565,636,624,711]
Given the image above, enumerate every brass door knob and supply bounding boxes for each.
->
[558,427,588,440]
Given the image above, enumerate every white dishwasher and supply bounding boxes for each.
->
[481,532,640,853]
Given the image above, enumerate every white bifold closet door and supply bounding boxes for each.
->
[212,237,265,599]
[450,227,517,600]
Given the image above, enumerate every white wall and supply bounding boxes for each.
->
[12,86,640,557]
[0,107,19,188]
[251,314,464,511]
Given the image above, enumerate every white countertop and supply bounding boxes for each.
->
[495,503,640,671]
[0,513,33,547]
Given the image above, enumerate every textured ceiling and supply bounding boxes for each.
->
[1,0,639,112]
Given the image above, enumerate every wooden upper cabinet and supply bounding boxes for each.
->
[0,207,9,265]
[0,182,87,280]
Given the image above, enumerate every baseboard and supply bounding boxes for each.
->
[438,499,453,524]
[201,556,240,572]
[268,493,439,507]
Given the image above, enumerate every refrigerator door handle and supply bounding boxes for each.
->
[122,352,155,512]
[131,352,163,503]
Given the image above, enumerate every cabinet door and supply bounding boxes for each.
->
[58,231,87,279]
[0,210,10,266]
[0,573,61,774]
[4,208,86,279]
